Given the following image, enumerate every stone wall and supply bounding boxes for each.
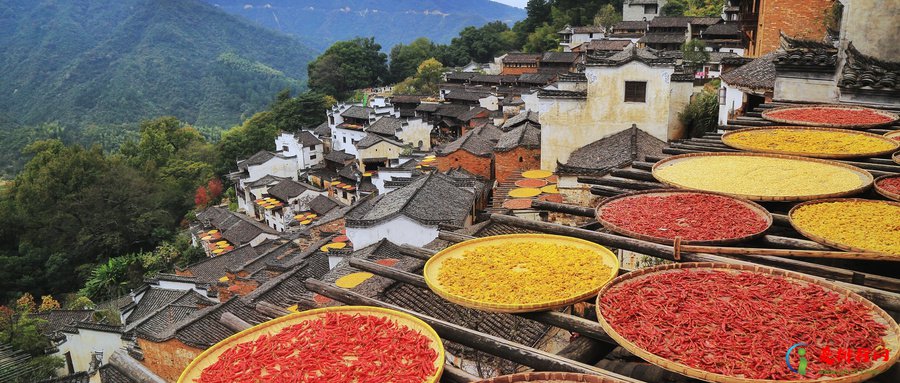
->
[436,151,493,180]
[494,147,541,183]
[755,0,833,56]
[138,338,203,382]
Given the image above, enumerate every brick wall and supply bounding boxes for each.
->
[500,66,538,75]
[494,147,541,183]
[756,0,833,56]
[138,338,203,382]
[436,151,492,179]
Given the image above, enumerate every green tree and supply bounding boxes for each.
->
[593,4,622,30]
[388,38,439,84]
[307,38,388,99]
[682,39,711,72]
[680,87,720,138]
[215,110,279,175]
[79,255,140,302]
[450,21,517,63]
[662,0,726,17]
[12,356,65,383]
[523,23,561,53]
[393,59,445,96]
[270,90,334,131]
[0,305,50,356]
[66,296,95,310]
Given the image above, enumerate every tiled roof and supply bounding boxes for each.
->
[445,90,491,102]
[415,103,441,112]
[502,53,542,64]
[559,126,666,175]
[340,106,374,120]
[438,130,495,157]
[839,43,900,91]
[541,52,580,64]
[243,254,330,307]
[324,149,355,163]
[457,107,489,122]
[472,123,504,142]
[166,297,272,349]
[434,104,472,119]
[38,372,90,383]
[536,89,587,99]
[703,22,741,36]
[445,72,477,81]
[125,287,190,325]
[720,52,778,92]
[495,123,540,152]
[578,39,632,52]
[246,174,286,188]
[390,95,426,104]
[232,241,297,276]
[98,364,136,383]
[517,73,556,84]
[74,321,124,334]
[130,290,215,336]
[569,25,606,34]
[346,172,474,227]
[179,244,260,284]
[221,218,274,246]
[774,33,838,69]
[613,20,648,30]
[33,310,94,335]
[338,162,362,181]
[292,130,322,147]
[707,51,739,63]
[268,179,315,202]
[366,116,402,136]
[639,33,687,44]
[691,17,722,26]
[649,16,693,28]
[312,122,331,137]
[502,111,540,130]
[308,194,343,215]
[587,46,673,66]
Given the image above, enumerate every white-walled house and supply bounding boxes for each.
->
[53,322,126,376]
[366,116,432,151]
[623,0,667,22]
[558,25,607,52]
[717,53,776,126]
[263,179,326,232]
[355,134,406,171]
[536,47,694,169]
[372,159,419,194]
[274,131,324,170]
[345,172,475,249]
[230,151,299,215]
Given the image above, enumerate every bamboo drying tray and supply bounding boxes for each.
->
[874,174,900,202]
[423,234,619,313]
[884,130,900,141]
[761,104,899,129]
[177,306,445,383]
[595,262,900,383]
[721,126,899,159]
[476,372,627,383]
[894,151,900,165]
[652,152,873,202]
[788,198,900,259]
[595,189,772,246]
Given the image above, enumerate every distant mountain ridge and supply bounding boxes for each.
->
[205,0,526,51]
[0,0,316,128]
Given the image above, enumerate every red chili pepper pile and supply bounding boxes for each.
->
[877,176,900,195]
[196,312,438,383]
[599,193,768,241]
[767,107,893,126]
[599,269,888,380]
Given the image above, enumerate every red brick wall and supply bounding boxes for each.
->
[755,0,833,56]
[436,151,492,179]
[494,147,541,183]
[500,66,538,75]
[138,338,203,382]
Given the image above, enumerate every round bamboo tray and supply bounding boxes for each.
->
[652,152,873,202]
[475,372,627,383]
[177,306,445,383]
[595,262,900,383]
[788,198,900,259]
[761,104,899,129]
[721,126,899,159]
[884,130,900,141]
[874,174,900,202]
[595,189,772,246]
[423,234,619,313]
[893,151,900,165]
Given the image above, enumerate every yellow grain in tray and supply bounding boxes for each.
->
[436,242,613,304]
[654,156,865,198]
[792,200,900,255]
[724,128,897,156]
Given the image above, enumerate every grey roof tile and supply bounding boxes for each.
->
[438,130,495,157]
[347,172,474,227]
[720,52,778,92]
[495,123,541,152]
[366,116,402,136]
[340,106,374,120]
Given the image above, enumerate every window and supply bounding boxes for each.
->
[624,81,647,103]
[343,137,347,143]
[282,145,288,152]
[518,156,524,162]
[309,154,317,160]
[644,4,658,14]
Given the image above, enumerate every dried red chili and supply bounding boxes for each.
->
[599,193,768,241]
[196,312,438,383]
[766,107,893,126]
[876,176,900,195]
[599,269,888,380]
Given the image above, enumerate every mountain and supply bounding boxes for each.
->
[205,0,526,52]
[0,0,317,128]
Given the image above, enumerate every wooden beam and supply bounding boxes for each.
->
[488,214,900,311]
[220,312,252,332]
[610,169,657,182]
[441,364,479,383]
[759,235,833,251]
[109,350,168,383]
[349,258,428,288]
[556,336,614,364]
[530,200,595,217]
[304,279,645,383]
[255,301,288,318]
[399,244,437,260]
[590,185,634,197]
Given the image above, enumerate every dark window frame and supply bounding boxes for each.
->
[624,81,647,103]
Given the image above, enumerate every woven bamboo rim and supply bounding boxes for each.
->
[423,234,619,313]
[893,151,900,165]
[788,198,900,258]
[475,372,626,383]
[595,262,900,383]
[652,152,873,202]
[874,174,900,202]
[884,130,900,140]
[721,126,900,159]
[177,306,446,383]
[595,189,773,246]
[760,104,900,129]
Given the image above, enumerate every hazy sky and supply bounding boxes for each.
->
[492,0,528,9]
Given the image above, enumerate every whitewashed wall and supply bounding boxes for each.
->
[53,328,125,375]
[346,215,439,249]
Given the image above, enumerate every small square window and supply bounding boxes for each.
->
[645,4,658,14]
[624,81,647,103]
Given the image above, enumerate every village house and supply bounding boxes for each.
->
[273,130,324,170]
[623,0,667,22]
[353,133,405,171]
[493,121,541,183]
[367,115,432,150]
[230,151,299,214]
[718,52,777,125]
[572,39,633,54]
[311,121,332,151]
[262,178,326,232]
[557,25,606,52]
[540,51,582,73]
[389,95,427,118]
[500,53,542,75]
[345,172,476,248]
[370,159,421,194]
[536,47,693,169]
[637,16,722,51]
[435,123,503,179]
[737,0,836,57]
[193,205,280,251]
[700,22,745,55]
[610,20,649,41]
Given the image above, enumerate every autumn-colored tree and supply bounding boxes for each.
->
[194,186,210,208]
[207,179,224,200]
[39,295,61,312]
[0,305,13,329]
[16,293,36,313]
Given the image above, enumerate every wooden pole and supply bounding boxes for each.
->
[399,244,436,260]
[441,364,479,383]
[108,350,168,383]
[255,301,289,318]
[679,244,898,261]
[220,312,252,332]
[304,279,645,383]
